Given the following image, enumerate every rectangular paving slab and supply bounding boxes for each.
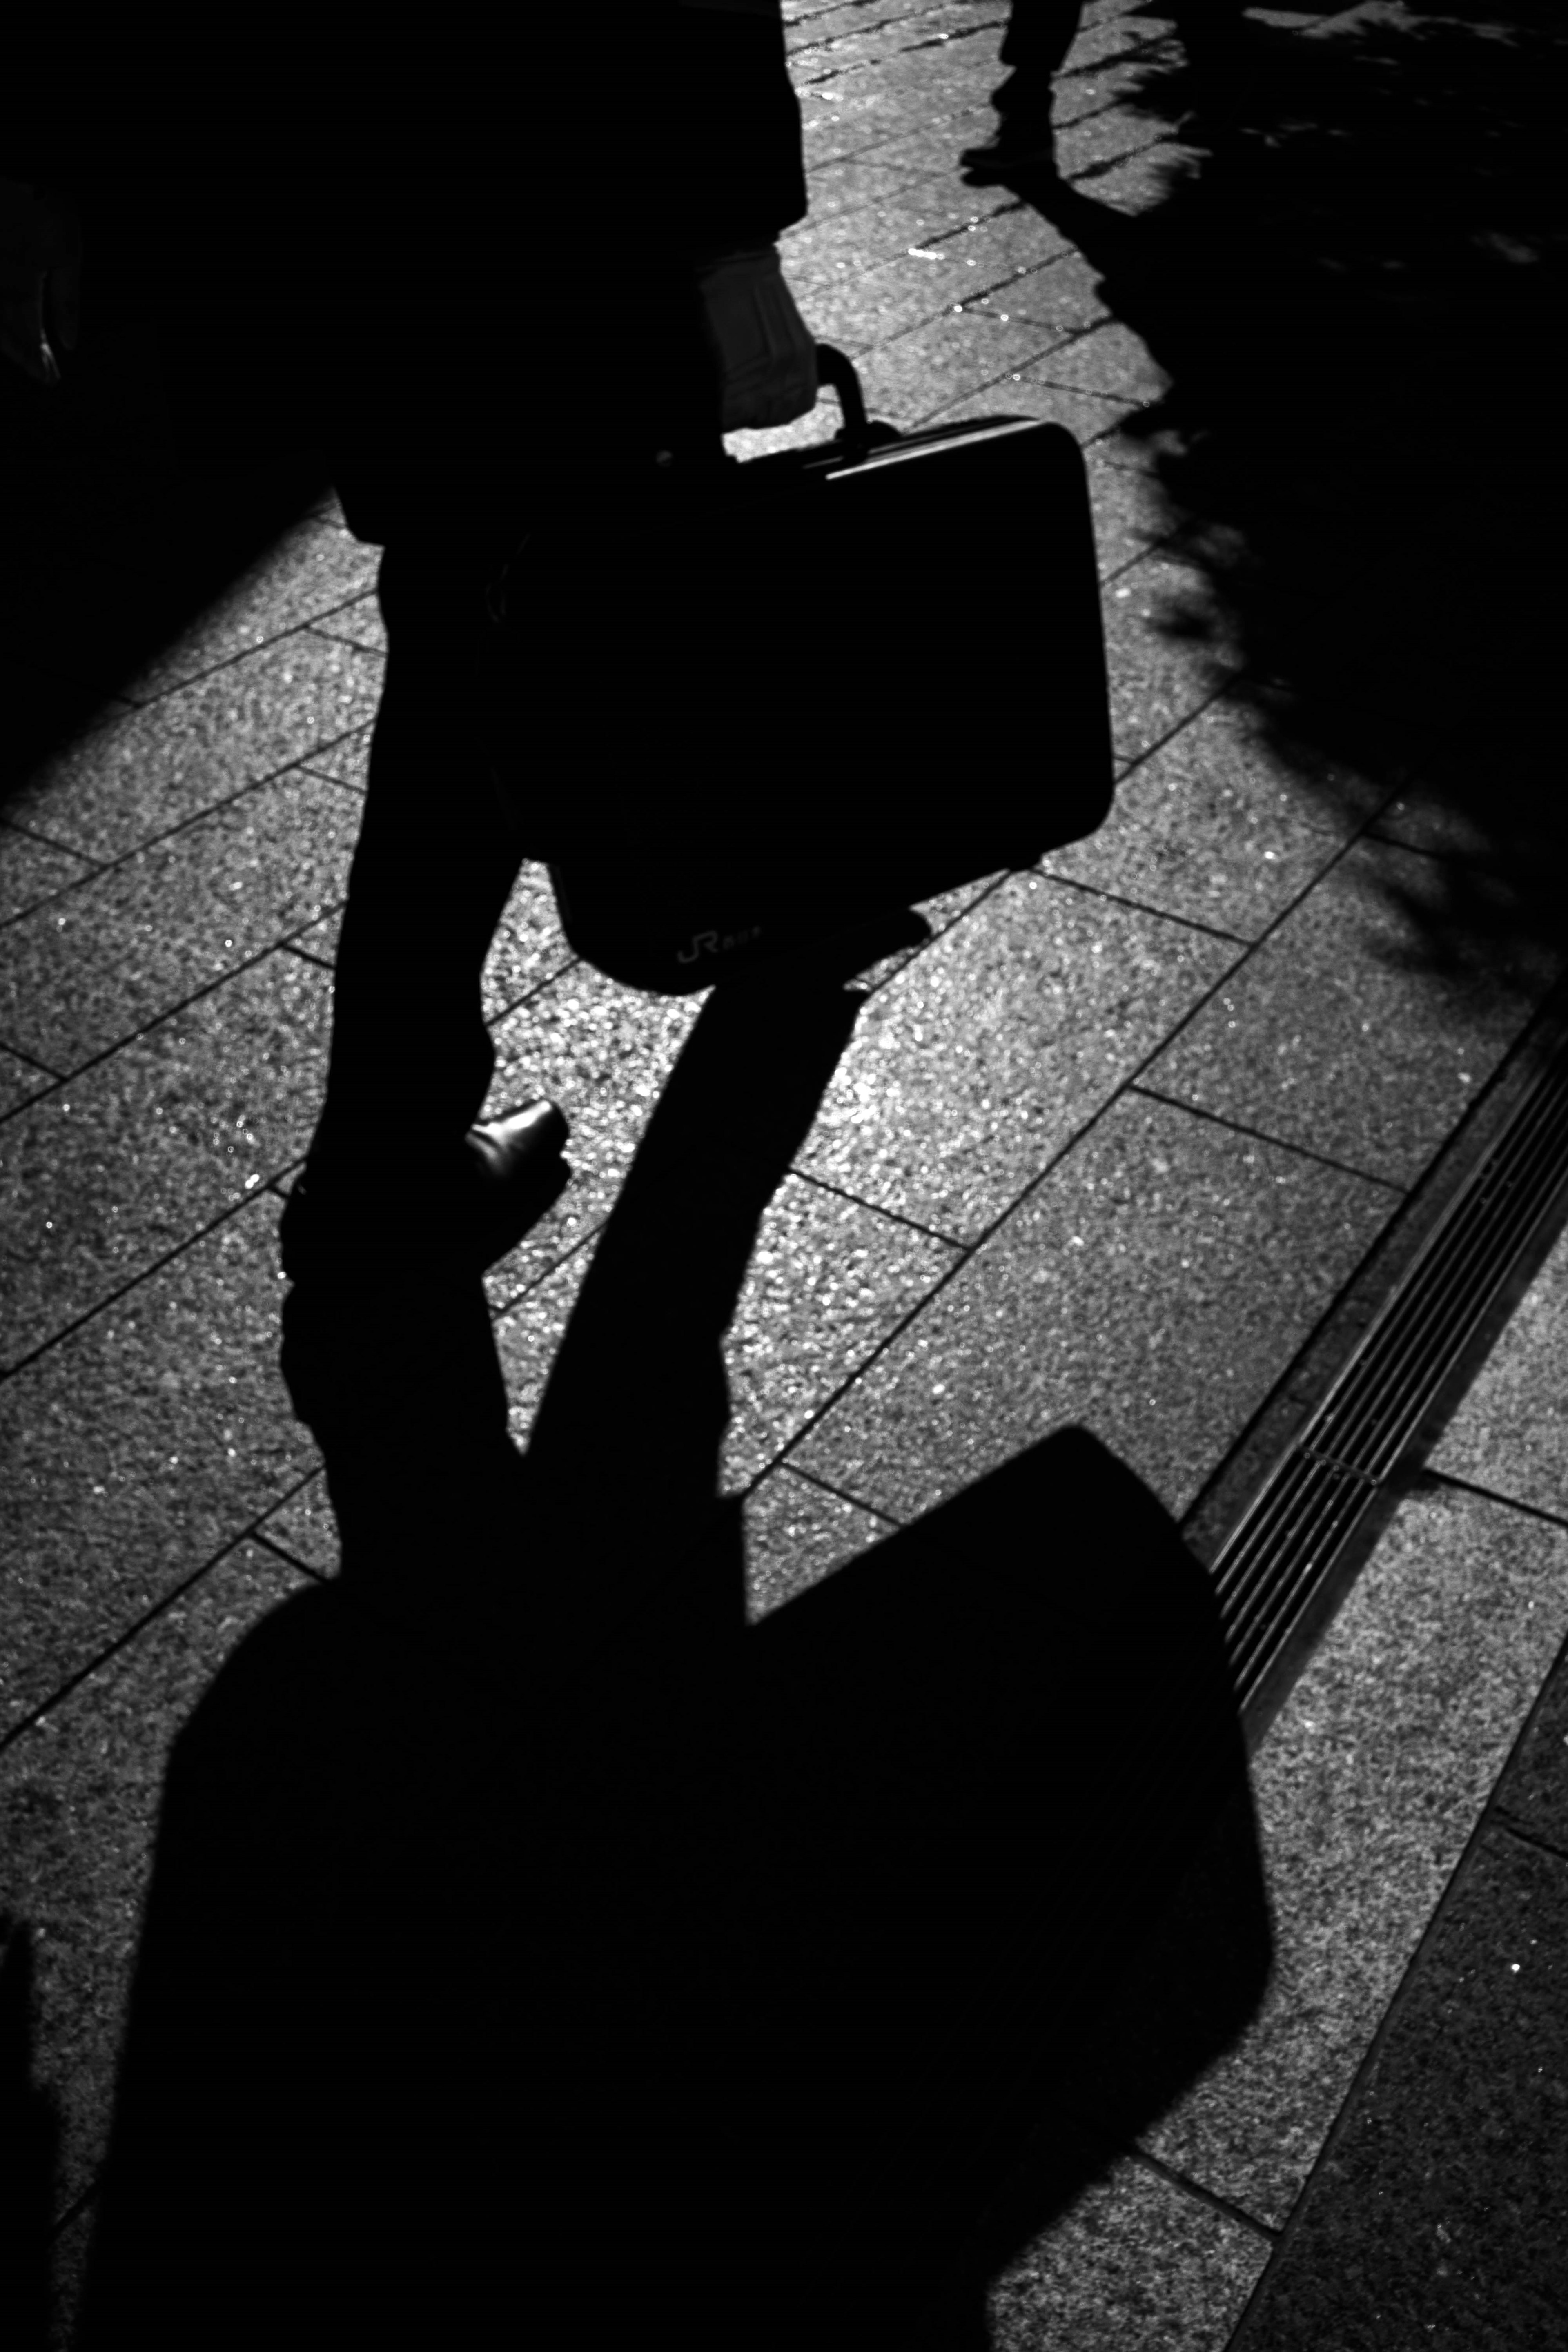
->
[795,870,1241,1243]
[7,631,381,862]
[0,772,362,1078]
[790,1087,1396,1524]
[1140,1479,1568,2231]
[0,1195,313,1740]
[0,951,331,1369]
[1143,835,1566,1187]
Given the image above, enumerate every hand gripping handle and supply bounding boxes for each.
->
[813,343,874,463]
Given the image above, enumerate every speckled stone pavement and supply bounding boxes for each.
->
[4,2,1567,2344]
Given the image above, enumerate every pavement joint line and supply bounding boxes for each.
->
[748,1456,906,1526]
[1487,1810,1568,1873]
[1125,2142,1280,2243]
[1029,865,1254,949]
[0,1036,65,1088]
[782,1164,973,1252]
[0,1512,314,1766]
[0,918,341,1109]
[4,751,368,901]
[1417,1465,1568,1544]
[0,1180,292,1391]
[1226,1702,1568,2341]
[247,1524,334,1586]
[1126,1081,1410,1196]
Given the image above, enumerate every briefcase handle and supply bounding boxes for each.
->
[813,344,902,465]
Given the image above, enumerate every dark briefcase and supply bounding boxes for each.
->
[481,347,1113,995]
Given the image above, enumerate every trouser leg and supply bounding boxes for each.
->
[996,0,1085,90]
[310,523,529,1188]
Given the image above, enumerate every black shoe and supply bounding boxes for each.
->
[959,113,1057,178]
[279,1100,571,1281]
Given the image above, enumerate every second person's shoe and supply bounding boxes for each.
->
[960,112,1058,178]
[279,1099,571,1281]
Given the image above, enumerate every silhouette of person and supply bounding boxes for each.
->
[960,0,1244,176]
[1,3,818,1287]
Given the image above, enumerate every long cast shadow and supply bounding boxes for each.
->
[54,948,1269,2351]
[985,0,1567,1000]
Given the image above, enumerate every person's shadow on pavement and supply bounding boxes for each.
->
[62,940,1271,2352]
[968,2,1568,1002]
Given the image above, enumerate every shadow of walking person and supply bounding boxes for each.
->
[978,1,1568,1005]
[69,953,1270,2352]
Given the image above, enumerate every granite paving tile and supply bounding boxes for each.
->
[1428,1216,1568,1523]
[796,871,1240,1242]
[308,596,387,656]
[114,519,381,701]
[919,201,1075,282]
[6,632,382,861]
[0,1540,313,2213]
[858,122,1004,175]
[1099,553,1240,769]
[0,952,332,1369]
[1492,1624,1568,1855]
[1142,836,1565,1188]
[780,189,1009,291]
[496,1169,957,1499]
[923,380,1136,445]
[1141,684,1419,838]
[858,310,1080,425]
[1031,318,1175,405]
[283,913,341,971]
[708,1172,960,1490]
[1055,103,1173,179]
[803,245,1026,354]
[967,250,1116,342]
[789,1089,1394,1524]
[1141,1481,1568,2230]
[985,2154,1271,2352]
[1227,1829,1568,2352]
[0,1047,54,1119]
[48,2199,94,2352]
[0,772,363,1077]
[254,1472,339,1579]
[0,822,94,926]
[0,1194,314,1740]
[1040,727,1351,941]
[478,866,577,1022]
[796,156,929,219]
[299,722,374,791]
[482,966,707,1308]
[1084,448,1177,577]
[738,1465,898,1621]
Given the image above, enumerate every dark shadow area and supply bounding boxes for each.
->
[0,283,333,800]
[991,0,1567,996]
[0,1919,61,2352]
[47,960,1269,2352]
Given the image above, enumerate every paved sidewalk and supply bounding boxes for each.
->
[3,1,1566,2344]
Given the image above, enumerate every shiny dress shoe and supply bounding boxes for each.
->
[279,1100,570,1280]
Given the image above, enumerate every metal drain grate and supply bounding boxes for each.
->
[1215,1014,1568,1737]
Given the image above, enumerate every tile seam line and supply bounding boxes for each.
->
[1487,1811,1568,1873]
[0,1172,296,1389]
[1126,1081,1409,1195]
[2,736,371,884]
[0,918,346,1127]
[112,586,385,707]
[1124,2141,1279,2245]
[755,1056,1279,1494]
[0,1506,322,1764]
[1417,1466,1568,1544]
[751,1457,908,1528]
[1224,1679,1568,2344]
